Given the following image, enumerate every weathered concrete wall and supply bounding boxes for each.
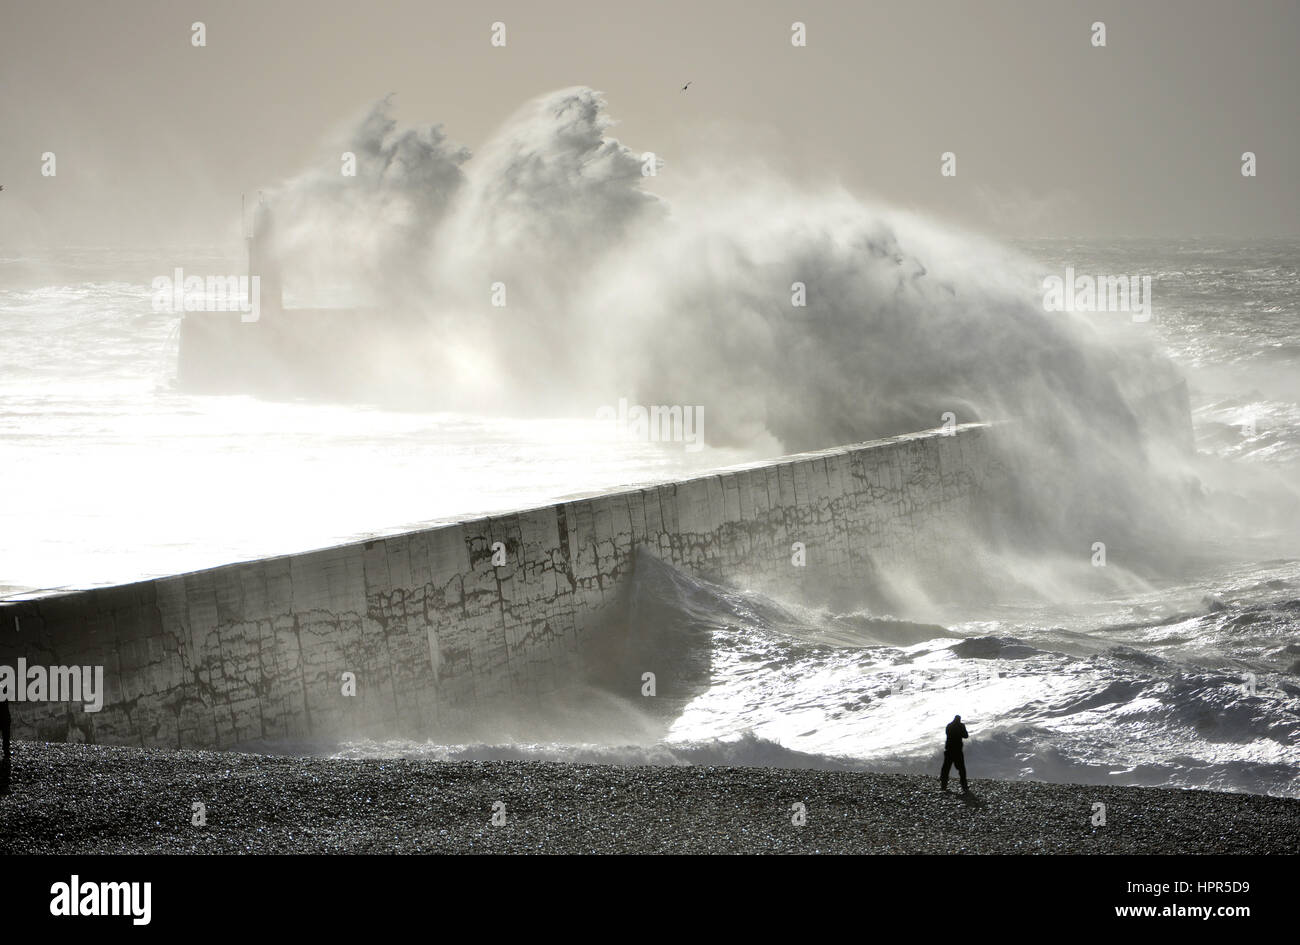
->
[0,424,995,749]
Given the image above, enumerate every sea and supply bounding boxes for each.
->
[2,237,1297,797]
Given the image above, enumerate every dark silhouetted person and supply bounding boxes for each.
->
[1,698,10,792]
[940,714,969,793]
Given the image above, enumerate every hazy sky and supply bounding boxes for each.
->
[2,0,1296,247]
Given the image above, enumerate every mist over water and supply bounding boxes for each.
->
[259,88,1297,584]
[2,88,1298,795]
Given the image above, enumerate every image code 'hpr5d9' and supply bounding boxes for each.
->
[0,3,1295,918]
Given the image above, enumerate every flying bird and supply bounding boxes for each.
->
[681,81,692,92]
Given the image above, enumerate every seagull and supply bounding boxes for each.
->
[681,81,692,92]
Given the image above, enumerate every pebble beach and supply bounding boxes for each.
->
[2,740,1297,855]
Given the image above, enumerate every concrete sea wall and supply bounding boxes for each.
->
[0,424,995,749]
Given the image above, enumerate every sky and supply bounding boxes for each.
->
[1,0,1297,247]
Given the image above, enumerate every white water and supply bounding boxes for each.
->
[3,90,1298,796]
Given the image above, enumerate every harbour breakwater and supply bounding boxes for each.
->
[0,424,998,749]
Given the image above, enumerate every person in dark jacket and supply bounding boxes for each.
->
[0,698,10,792]
[940,714,969,793]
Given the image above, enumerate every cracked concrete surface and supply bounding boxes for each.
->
[0,424,995,749]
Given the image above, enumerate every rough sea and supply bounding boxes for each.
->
[2,237,1297,797]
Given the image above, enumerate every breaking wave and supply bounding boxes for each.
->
[266,554,1300,798]
[243,87,1300,595]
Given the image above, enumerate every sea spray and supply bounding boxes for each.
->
[251,87,1214,600]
